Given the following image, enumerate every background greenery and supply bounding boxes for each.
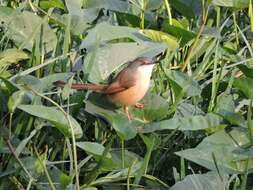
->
[0,0,253,189]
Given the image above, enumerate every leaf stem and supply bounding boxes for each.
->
[247,98,253,144]
[181,4,209,71]
[34,147,56,190]
[24,86,80,190]
[164,0,172,25]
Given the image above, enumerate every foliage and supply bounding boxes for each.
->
[0,0,253,189]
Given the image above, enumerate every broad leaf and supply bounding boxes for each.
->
[80,22,145,50]
[212,0,249,8]
[18,105,83,138]
[233,76,253,99]
[77,142,111,158]
[170,171,228,190]
[0,8,57,52]
[175,129,252,173]
[141,29,178,50]
[84,42,167,83]
[141,113,223,133]
[166,70,201,97]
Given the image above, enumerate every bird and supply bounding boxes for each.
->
[55,57,159,120]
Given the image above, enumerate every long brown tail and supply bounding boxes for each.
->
[54,80,108,93]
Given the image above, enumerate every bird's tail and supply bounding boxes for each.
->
[54,80,108,93]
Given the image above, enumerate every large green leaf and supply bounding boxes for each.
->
[141,113,223,133]
[65,0,99,23]
[84,98,139,140]
[80,22,145,50]
[132,93,170,121]
[212,0,249,8]
[170,171,228,190]
[175,129,252,173]
[83,0,129,13]
[77,142,112,158]
[0,8,57,52]
[83,42,167,83]
[141,29,178,51]
[39,0,65,10]
[170,0,202,18]
[18,105,83,138]
[162,20,196,46]
[233,76,253,99]
[166,70,201,97]
[214,94,246,127]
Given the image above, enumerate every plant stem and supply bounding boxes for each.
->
[24,86,80,190]
[127,159,137,190]
[181,5,209,71]
[34,147,56,190]
[140,0,146,29]
[247,98,253,144]
[121,139,125,168]
[232,12,239,49]
[208,40,219,112]
[164,0,172,25]
[5,138,34,182]
[8,113,13,138]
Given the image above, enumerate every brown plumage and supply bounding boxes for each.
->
[54,57,158,120]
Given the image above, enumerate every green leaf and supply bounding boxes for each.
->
[175,129,252,173]
[132,93,170,121]
[15,129,37,157]
[141,29,178,51]
[162,20,196,46]
[84,42,167,83]
[0,76,19,94]
[83,0,129,13]
[65,0,99,23]
[8,90,30,113]
[85,100,138,140]
[0,48,29,75]
[166,70,201,97]
[77,142,111,158]
[40,72,74,91]
[170,0,202,18]
[0,8,57,52]
[61,14,91,35]
[141,113,223,133]
[134,134,156,184]
[237,64,253,78]
[215,94,246,127]
[80,22,144,50]
[39,0,65,10]
[59,173,72,190]
[18,105,83,138]
[233,76,253,99]
[212,0,249,8]
[170,171,228,190]
[0,48,29,65]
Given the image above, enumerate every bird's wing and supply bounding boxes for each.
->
[104,68,136,94]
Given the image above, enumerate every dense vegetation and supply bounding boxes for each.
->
[0,0,253,189]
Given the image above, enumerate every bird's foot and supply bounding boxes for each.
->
[135,102,144,109]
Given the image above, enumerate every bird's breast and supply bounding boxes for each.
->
[108,66,152,106]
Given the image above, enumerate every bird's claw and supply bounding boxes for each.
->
[135,102,144,109]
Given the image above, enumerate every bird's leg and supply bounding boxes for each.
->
[123,105,132,120]
[135,102,144,109]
